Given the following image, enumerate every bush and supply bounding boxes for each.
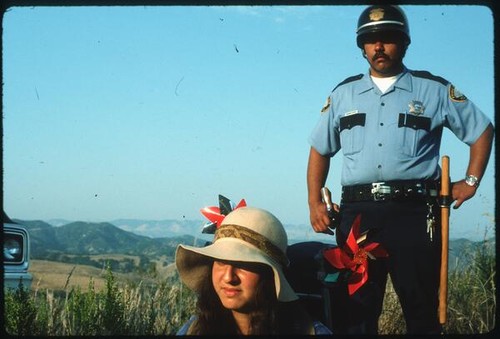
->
[4,281,39,335]
[445,238,496,334]
[3,263,197,335]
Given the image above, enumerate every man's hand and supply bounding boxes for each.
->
[309,200,340,234]
[451,180,478,209]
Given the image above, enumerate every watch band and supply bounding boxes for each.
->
[465,174,480,187]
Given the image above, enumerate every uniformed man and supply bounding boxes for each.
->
[307,5,494,335]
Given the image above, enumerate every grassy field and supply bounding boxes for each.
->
[5,238,495,335]
[30,256,177,292]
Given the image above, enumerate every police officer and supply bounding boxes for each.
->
[307,5,494,335]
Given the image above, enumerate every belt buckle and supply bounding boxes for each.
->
[371,182,391,201]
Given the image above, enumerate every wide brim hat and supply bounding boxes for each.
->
[175,206,298,302]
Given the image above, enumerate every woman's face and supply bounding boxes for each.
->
[211,260,265,313]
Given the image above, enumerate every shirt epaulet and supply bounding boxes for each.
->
[409,70,449,86]
[332,73,364,92]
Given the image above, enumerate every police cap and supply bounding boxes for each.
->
[356,5,411,48]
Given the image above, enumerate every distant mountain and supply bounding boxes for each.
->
[53,218,328,245]
[110,218,211,240]
[108,218,337,245]
[14,219,208,259]
[16,219,65,253]
[13,219,494,272]
[447,237,496,270]
[24,218,491,244]
[44,218,74,227]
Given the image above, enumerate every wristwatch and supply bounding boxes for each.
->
[465,174,480,188]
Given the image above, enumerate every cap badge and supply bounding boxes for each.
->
[369,8,385,21]
[408,100,425,115]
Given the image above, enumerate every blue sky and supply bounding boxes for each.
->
[2,4,495,241]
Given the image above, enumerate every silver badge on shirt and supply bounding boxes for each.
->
[408,100,425,115]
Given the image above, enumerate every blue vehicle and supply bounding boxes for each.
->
[3,211,32,291]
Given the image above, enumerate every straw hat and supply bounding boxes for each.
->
[175,206,298,302]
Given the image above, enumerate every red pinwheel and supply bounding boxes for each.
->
[200,195,246,233]
[323,214,388,295]
[200,206,226,228]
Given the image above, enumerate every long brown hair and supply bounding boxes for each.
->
[187,261,314,335]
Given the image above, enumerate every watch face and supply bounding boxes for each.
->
[466,175,479,187]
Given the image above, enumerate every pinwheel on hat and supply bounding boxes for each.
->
[200,194,247,234]
[323,214,388,295]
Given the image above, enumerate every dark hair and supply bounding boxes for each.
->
[187,262,315,335]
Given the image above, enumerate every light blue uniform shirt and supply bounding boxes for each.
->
[176,315,333,335]
[309,69,491,186]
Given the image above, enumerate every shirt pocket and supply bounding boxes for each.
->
[339,113,366,155]
[397,113,431,157]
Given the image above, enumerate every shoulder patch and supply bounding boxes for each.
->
[449,85,467,102]
[409,70,449,86]
[320,96,331,113]
[332,74,363,92]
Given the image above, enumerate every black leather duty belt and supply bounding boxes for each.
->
[342,180,439,202]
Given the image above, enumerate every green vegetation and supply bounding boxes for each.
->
[445,237,496,334]
[4,264,196,336]
[378,238,496,334]
[4,240,495,335]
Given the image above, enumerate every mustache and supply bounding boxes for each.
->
[372,52,389,61]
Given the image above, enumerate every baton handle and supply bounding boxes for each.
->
[320,187,339,234]
[439,155,450,326]
[321,187,334,214]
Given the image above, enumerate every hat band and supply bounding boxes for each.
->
[215,224,289,268]
[357,20,404,33]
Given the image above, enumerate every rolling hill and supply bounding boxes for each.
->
[13,218,495,272]
[15,219,207,260]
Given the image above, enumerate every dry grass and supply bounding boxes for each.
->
[31,260,109,291]
[378,277,406,334]
[30,259,177,292]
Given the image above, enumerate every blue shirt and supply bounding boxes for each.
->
[176,315,333,335]
[309,69,491,186]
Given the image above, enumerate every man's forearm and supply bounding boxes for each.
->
[466,123,494,182]
[307,147,331,205]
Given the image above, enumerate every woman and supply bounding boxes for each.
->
[175,206,332,335]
